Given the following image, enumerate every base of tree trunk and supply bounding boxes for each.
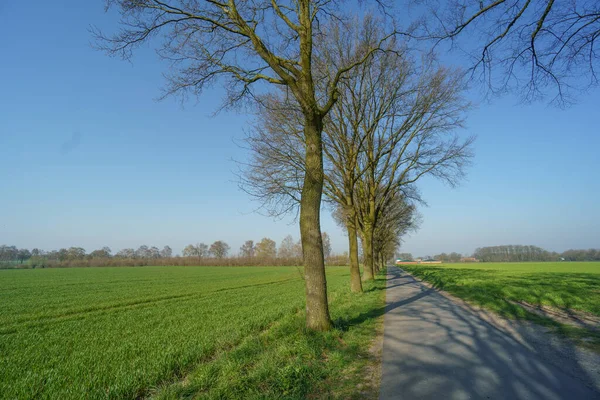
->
[305,313,333,331]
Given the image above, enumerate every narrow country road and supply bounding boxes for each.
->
[379,266,600,399]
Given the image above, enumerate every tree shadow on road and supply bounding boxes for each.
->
[354,267,600,399]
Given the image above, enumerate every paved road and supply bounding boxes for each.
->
[379,266,600,400]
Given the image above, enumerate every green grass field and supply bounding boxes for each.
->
[401,262,600,348]
[0,266,385,399]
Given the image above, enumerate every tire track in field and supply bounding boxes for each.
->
[0,278,301,335]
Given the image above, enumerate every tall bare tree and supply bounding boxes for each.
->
[197,243,209,258]
[182,243,208,258]
[116,248,136,258]
[182,244,198,258]
[321,232,332,261]
[96,1,398,331]
[160,246,173,258]
[278,235,297,259]
[209,240,230,258]
[371,191,419,272]
[352,53,474,280]
[243,20,402,292]
[255,237,277,259]
[240,240,255,258]
[244,45,474,284]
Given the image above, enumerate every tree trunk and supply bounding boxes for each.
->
[362,225,375,281]
[345,208,362,293]
[300,114,332,331]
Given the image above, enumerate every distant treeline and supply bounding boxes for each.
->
[9,256,349,269]
[473,245,600,262]
[397,246,600,263]
[0,234,349,269]
[4,242,598,268]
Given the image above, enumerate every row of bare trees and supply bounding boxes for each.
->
[241,31,474,294]
[182,241,229,258]
[473,245,600,263]
[96,0,600,330]
[0,235,335,268]
[179,234,330,260]
[403,246,600,263]
[238,233,331,259]
[5,243,597,268]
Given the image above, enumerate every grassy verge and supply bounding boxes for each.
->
[153,269,387,400]
[0,266,386,399]
[401,262,600,351]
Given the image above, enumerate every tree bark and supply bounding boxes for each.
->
[300,113,333,331]
[345,208,363,293]
[362,224,375,281]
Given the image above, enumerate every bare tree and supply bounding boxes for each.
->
[293,238,303,259]
[255,237,277,259]
[30,248,43,257]
[321,232,332,261]
[16,249,32,264]
[278,235,296,259]
[116,248,135,258]
[209,241,230,259]
[371,192,419,272]
[149,246,161,258]
[160,246,173,258]
[240,240,255,258]
[182,244,198,258]
[89,247,112,259]
[135,245,150,259]
[67,247,87,260]
[183,243,208,258]
[95,0,399,331]
[351,53,473,280]
[197,243,209,258]
[0,246,18,263]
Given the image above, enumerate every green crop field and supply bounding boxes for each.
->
[401,262,600,348]
[0,266,385,400]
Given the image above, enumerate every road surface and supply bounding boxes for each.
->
[379,266,600,399]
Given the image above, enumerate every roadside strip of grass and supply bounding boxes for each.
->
[400,264,600,352]
[151,269,387,400]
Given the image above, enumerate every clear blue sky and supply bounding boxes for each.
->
[1,1,599,257]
